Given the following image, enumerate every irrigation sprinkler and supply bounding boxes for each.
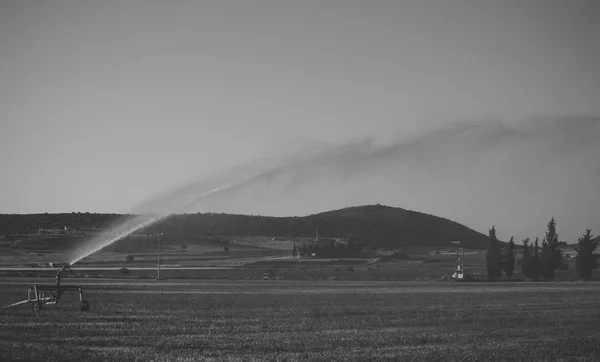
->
[263,268,276,280]
[156,232,163,280]
[451,241,465,282]
[2,264,90,313]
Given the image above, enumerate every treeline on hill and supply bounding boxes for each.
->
[0,212,123,235]
[486,217,600,281]
[0,205,493,249]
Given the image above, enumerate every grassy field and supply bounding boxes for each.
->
[1,280,599,361]
[0,235,295,268]
[1,251,596,282]
[2,232,592,282]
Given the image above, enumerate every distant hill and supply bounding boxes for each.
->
[308,204,493,249]
[0,205,495,249]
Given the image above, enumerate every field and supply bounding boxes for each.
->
[2,232,599,361]
[2,247,591,283]
[1,279,600,361]
[2,231,592,282]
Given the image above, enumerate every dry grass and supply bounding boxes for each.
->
[1,281,599,361]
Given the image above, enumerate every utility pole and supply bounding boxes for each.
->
[157,233,162,280]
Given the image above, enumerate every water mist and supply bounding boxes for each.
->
[66,116,600,264]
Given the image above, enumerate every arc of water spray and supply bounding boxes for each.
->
[67,167,279,265]
[67,136,378,265]
[64,129,488,265]
[65,117,600,264]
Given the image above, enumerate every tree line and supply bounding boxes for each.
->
[486,217,599,281]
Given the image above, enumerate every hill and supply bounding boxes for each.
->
[309,204,493,249]
[0,205,493,249]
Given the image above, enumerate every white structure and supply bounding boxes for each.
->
[452,240,465,281]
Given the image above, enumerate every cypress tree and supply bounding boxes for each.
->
[486,226,501,280]
[575,229,599,281]
[521,238,531,277]
[503,237,516,277]
[532,237,541,280]
[540,217,568,279]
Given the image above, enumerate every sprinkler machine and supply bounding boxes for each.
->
[451,241,466,282]
[2,263,90,313]
[263,268,276,279]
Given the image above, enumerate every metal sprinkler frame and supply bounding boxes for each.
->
[2,264,90,313]
[452,240,465,282]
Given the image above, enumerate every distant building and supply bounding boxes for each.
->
[37,228,65,234]
[79,227,100,232]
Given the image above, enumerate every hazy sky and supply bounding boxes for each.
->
[1,0,599,241]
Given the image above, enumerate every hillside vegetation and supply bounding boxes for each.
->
[0,204,492,249]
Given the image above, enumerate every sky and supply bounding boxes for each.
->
[1,0,599,242]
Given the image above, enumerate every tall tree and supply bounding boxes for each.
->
[486,226,501,280]
[532,237,541,280]
[575,229,599,281]
[502,237,516,277]
[540,217,568,279]
[521,238,531,277]
[293,243,297,258]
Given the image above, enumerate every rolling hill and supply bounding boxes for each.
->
[0,205,494,250]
